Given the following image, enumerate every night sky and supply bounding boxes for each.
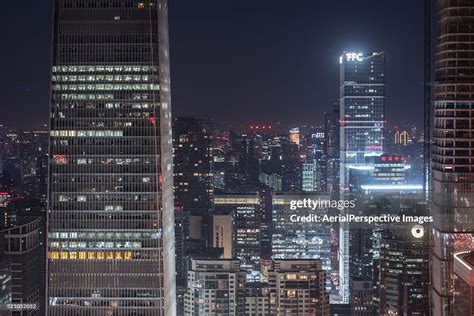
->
[0,0,425,129]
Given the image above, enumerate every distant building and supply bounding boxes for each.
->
[227,133,261,189]
[302,160,322,192]
[184,259,245,316]
[173,117,214,285]
[375,222,430,315]
[258,172,282,191]
[289,127,300,146]
[184,258,329,315]
[211,213,233,259]
[262,260,330,315]
[271,192,333,298]
[173,117,214,217]
[1,217,43,314]
[394,130,409,145]
[350,278,373,316]
[213,194,262,281]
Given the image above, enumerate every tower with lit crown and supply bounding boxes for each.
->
[339,51,385,303]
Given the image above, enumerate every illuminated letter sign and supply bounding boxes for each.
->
[345,52,363,62]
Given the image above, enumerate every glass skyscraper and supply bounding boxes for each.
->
[46,0,176,314]
[339,51,385,303]
[339,51,385,188]
[431,1,474,315]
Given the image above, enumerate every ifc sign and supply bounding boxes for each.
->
[339,52,363,63]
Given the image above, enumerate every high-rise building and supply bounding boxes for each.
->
[302,160,322,192]
[262,259,330,315]
[349,278,373,316]
[271,192,334,298]
[1,217,43,314]
[289,127,300,146]
[211,213,233,259]
[46,1,176,314]
[173,117,214,217]
[173,117,214,286]
[339,51,385,191]
[227,133,261,189]
[348,189,429,312]
[184,259,245,316]
[338,51,385,303]
[431,1,474,315]
[375,223,430,315]
[244,259,330,315]
[213,194,262,281]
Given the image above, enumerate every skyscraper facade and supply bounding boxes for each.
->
[431,1,474,315]
[47,1,176,314]
[338,51,385,303]
[339,51,385,190]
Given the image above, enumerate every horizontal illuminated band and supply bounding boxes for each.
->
[52,65,157,73]
[347,165,374,170]
[51,130,123,137]
[49,251,133,260]
[214,197,260,204]
[52,84,159,91]
[360,184,423,191]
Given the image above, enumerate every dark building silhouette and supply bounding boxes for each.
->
[1,217,43,315]
[173,117,214,287]
[173,117,214,217]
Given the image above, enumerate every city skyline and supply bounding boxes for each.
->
[0,1,473,315]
